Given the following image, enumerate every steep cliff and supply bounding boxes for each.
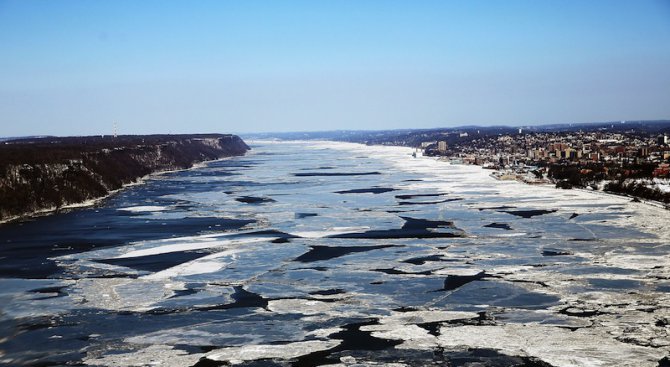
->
[0,134,250,222]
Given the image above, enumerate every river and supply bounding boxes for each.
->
[1,141,668,366]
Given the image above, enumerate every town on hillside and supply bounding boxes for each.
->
[421,126,670,205]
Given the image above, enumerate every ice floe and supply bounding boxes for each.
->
[83,344,203,367]
[205,340,341,364]
[438,324,666,367]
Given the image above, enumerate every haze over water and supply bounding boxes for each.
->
[1,141,668,366]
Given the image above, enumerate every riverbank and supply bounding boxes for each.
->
[0,156,234,225]
[0,134,250,223]
[486,168,669,210]
[304,139,670,211]
[303,140,669,240]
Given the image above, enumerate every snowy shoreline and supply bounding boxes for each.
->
[286,139,670,240]
[0,156,237,225]
[277,139,670,211]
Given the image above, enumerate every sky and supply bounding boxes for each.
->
[1,0,669,136]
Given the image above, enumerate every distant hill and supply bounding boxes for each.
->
[0,135,53,142]
[0,134,249,222]
[243,120,670,146]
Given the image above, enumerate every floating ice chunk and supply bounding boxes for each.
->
[83,344,202,367]
[352,310,480,350]
[141,249,242,280]
[68,278,183,312]
[376,310,479,326]
[267,298,334,315]
[340,356,357,364]
[205,340,341,364]
[117,236,271,259]
[491,232,528,237]
[307,327,343,338]
[117,205,168,212]
[126,328,229,347]
[604,254,670,270]
[437,324,665,367]
[367,324,438,350]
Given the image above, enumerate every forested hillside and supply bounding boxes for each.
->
[0,134,249,221]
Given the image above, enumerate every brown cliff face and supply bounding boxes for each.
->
[0,134,250,222]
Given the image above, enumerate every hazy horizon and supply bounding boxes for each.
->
[1,0,670,136]
[3,118,670,139]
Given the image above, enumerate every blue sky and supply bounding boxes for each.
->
[1,0,669,136]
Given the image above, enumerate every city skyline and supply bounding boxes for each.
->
[1,0,670,136]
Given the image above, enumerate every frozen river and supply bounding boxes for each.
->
[1,141,668,366]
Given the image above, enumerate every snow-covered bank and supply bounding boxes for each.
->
[355,142,669,233]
